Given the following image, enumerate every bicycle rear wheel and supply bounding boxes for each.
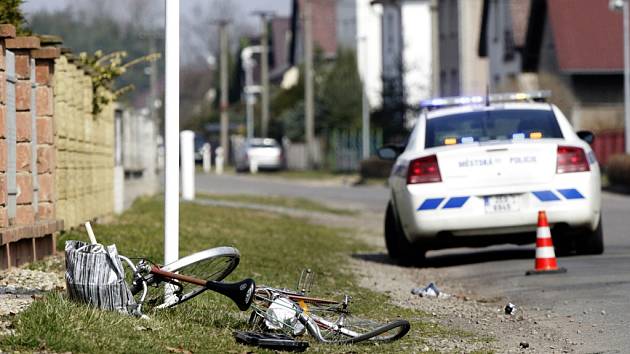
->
[146,246,240,308]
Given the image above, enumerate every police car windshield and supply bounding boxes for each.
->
[425,109,563,148]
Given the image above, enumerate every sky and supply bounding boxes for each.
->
[21,0,291,28]
[21,0,293,65]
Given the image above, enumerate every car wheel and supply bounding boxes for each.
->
[384,202,426,266]
[551,228,573,256]
[575,215,604,255]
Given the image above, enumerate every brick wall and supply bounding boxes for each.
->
[54,55,114,229]
[0,24,115,269]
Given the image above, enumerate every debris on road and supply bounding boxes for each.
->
[505,302,517,315]
[411,282,451,299]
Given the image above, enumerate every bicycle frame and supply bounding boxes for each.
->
[252,287,353,342]
[299,306,363,340]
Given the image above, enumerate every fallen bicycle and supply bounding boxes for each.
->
[244,269,410,345]
[66,224,410,346]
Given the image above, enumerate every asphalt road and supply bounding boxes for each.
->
[196,172,630,352]
[425,191,630,352]
[196,173,389,212]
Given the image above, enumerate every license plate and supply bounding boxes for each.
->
[484,194,522,213]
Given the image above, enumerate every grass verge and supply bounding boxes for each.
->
[241,169,358,182]
[197,193,358,216]
[0,196,490,353]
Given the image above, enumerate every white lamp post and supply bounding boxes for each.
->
[164,0,180,265]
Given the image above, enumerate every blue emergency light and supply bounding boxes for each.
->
[420,91,551,111]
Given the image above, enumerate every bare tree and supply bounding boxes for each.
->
[181,0,255,66]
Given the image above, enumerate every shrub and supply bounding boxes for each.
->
[607,154,630,187]
[359,156,394,179]
[0,0,31,35]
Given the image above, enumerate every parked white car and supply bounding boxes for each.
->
[235,138,284,172]
[379,92,603,265]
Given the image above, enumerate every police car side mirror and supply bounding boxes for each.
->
[577,130,595,145]
[377,145,404,160]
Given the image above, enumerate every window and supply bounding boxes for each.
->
[425,109,563,148]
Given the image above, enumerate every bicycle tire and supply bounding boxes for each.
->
[313,316,410,344]
[147,246,240,308]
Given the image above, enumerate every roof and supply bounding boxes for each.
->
[483,0,628,73]
[547,0,624,73]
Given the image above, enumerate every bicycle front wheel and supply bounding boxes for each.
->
[311,313,410,344]
[148,246,240,308]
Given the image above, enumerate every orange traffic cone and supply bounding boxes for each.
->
[525,210,567,275]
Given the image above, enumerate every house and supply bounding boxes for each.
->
[434,0,489,97]
[480,0,626,133]
[289,0,432,114]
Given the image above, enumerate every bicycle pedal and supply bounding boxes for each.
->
[233,331,309,352]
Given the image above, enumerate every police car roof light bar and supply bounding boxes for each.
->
[420,90,551,111]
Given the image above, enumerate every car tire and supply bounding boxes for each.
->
[575,215,604,255]
[384,202,426,266]
[551,229,573,257]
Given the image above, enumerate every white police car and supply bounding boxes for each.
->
[379,92,602,265]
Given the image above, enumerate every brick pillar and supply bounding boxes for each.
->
[5,36,41,226]
[0,25,16,231]
[32,46,60,221]
[0,25,16,268]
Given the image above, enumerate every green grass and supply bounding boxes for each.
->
[197,193,358,216]
[0,196,492,353]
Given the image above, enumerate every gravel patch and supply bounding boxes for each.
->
[299,204,581,353]
[349,257,579,353]
[0,256,65,337]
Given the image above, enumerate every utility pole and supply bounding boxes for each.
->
[137,30,162,193]
[430,0,440,97]
[241,46,262,141]
[253,11,274,138]
[218,21,230,163]
[304,0,315,169]
[359,36,370,159]
[149,36,159,123]
[138,31,161,122]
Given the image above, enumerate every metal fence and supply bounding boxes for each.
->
[326,129,383,172]
[591,130,625,168]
